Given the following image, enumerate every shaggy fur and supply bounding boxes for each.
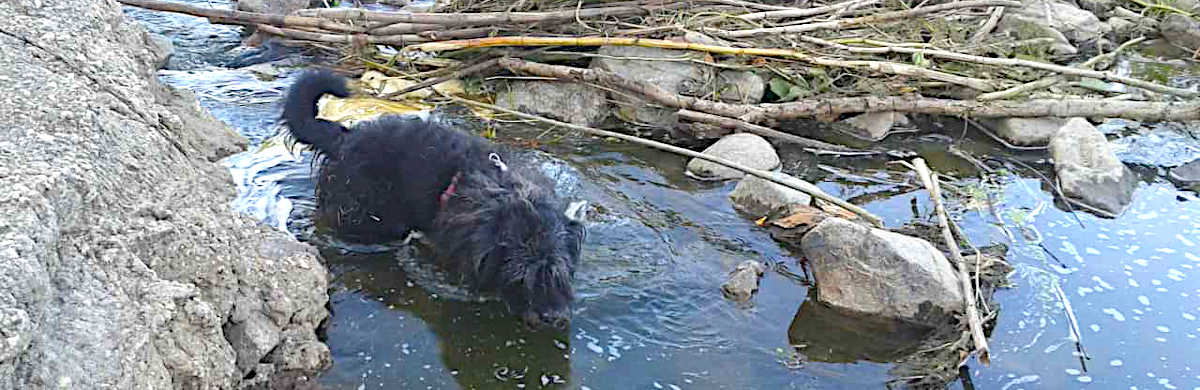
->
[282,69,587,329]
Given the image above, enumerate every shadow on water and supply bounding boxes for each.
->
[124,3,1200,388]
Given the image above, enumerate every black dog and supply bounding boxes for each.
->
[282,70,587,329]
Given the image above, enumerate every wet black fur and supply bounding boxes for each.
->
[282,70,586,328]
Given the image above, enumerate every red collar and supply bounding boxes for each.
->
[438,172,463,209]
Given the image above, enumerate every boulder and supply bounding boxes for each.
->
[720,260,767,302]
[1170,159,1200,184]
[1049,118,1136,216]
[800,218,964,326]
[686,133,780,181]
[590,46,712,128]
[0,0,330,388]
[1106,17,1137,41]
[496,80,609,126]
[841,111,909,141]
[1006,0,1111,45]
[981,117,1068,146]
[1160,14,1200,51]
[729,173,815,216]
[714,70,765,104]
[996,13,1079,55]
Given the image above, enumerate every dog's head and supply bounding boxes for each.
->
[433,169,587,330]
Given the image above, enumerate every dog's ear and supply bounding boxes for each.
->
[565,200,587,223]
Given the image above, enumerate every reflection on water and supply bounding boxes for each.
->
[125,3,1200,388]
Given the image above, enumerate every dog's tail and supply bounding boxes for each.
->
[282,69,352,153]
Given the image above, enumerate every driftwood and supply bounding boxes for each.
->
[905,158,991,366]
[296,2,691,27]
[716,0,1022,38]
[117,0,363,33]
[495,58,1200,123]
[676,109,872,153]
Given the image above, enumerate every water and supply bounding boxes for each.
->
[125,3,1200,389]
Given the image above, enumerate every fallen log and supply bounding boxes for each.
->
[117,0,364,33]
[495,58,1200,123]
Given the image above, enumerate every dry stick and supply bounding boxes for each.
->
[676,109,874,153]
[736,0,881,21]
[440,94,886,227]
[297,2,689,28]
[117,0,364,33]
[495,58,1200,122]
[804,36,1194,98]
[908,158,991,366]
[383,58,500,99]
[255,24,495,46]
[718,0,1021,38]
[969,6,1005,44]
[978,37,1151,101]
[412,37,999,91]
[707,0,796,10]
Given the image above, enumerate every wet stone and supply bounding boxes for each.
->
[800,218,964,326]
[720,260,767,302]
[729,173,814,217]
[496,80,609,127]
[841,111,909,141]
[1050,117,1136,216]
[686,133,779,181]
[981,117,1068,146]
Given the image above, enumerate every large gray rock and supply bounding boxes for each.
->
[686,133,780,181]
[1170,159,1200,183]
[996,13,1079,55]
[1160,14,1200,51]
[0,0,330,389]
[1007,0,1111,44]
[729,173,815,216]
[590,46,712,128]
[982,117,1068,146]
[496,80,609,126]
[841,111,909,141]
[800,218,964,325]
[1049,118,1136,216]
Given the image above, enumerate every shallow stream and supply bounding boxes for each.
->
[126,3,1200,389]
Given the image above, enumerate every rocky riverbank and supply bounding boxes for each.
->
[0,0,330,388]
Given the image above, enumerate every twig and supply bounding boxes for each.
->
[978,37,1151,101]
[383,58,500,99]
[805,36,1193,98]
[715,0,881,22]
[437,93,886,227]
[676,109,874,153]
[494,58,1200,123]
[969,6,1005,44]
[117,0,364,33]
[905,158,992,366]
[254,24,494,46]
[296,2,689,27]
[706,0,795,10]
[1052,280,1091,372]
[718,0,1021,38]
[413,38,999,91]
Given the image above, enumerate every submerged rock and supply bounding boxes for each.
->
[981,117,1068,146]
[591,46,712,128]
[0,0,330,388]
[1160,14,1200,51]
[686,133,780,181]
[1050,118,1136,216]
[841,111,909,141]
[787,299,933,363]
[721,260,767,302]
[800,218,963,326]
[729,173,815,216]
[496,80,609,126]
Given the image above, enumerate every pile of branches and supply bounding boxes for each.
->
[120,0,1200,124]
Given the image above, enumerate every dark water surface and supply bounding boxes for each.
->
[126,3,1200,389]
